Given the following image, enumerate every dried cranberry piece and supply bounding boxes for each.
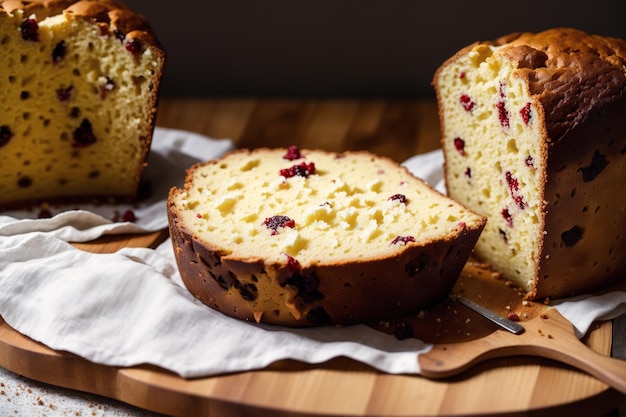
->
[525,155,535,168]
[72,119,97,148]
[262,215,296,235]
[121,209,137,222]
[453,137,466,155]
[460,94,475,112]
[56,85,73,102]
[464,167,472,178]
[52,40,66,63]
[388,194,408,204]
[279,161,315,178]
[505,171,526,209]
[391,235,415,246]
[283,253,301,274]
[37,208,53,218]
[520,103,532,125]
[459,71,466,79]
[502,207,513,227]
[507,312,520,322]
[0,125,13,147]
[283,145,302,160]
[282,271,323,304]
[20,18,39,41]
[497,101,510,128]
[124,38,142,54]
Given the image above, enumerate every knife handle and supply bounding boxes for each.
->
[418,308,626,395]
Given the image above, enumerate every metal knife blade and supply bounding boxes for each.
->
[455,296,525,335]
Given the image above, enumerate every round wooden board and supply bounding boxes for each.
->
[1,232,624,417]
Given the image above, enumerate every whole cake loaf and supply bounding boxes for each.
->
[0,0,165,209]
[434,28,626,300]
[167,147,486,326]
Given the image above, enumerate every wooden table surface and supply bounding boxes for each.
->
[3,96,626,417]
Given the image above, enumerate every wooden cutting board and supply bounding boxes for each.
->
[1,231,625,417]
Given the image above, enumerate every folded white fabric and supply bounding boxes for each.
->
[0,232,431,378]
[0,137,624,379]
[0,127,234,242]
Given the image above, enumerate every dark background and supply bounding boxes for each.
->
[123,0,626,98]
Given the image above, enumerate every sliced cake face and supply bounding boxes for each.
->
[436,28,626,299]
[168,148,486,326]
[171,148,483,266]
[0,1,164,208]
[436,44,546,294]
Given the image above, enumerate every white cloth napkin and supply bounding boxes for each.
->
[0,136,624,379]
[0,127,234,242]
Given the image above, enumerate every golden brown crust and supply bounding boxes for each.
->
[497,28,626,141]
[167,148,487,327]
[434,28,626,301]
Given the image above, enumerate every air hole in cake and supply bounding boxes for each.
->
[578,150,608,182]
[17,176,32,188]
[561,225,584,247]
[238,283,258,301]
[0,125,13,147]
[506,139,518,153]
[20,54,27,63]
[20,91,30,100]
[72,119,97,147]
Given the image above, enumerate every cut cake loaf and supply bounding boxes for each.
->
[167,147,486,326]
[0,0,165,209]
[434,28,626,300]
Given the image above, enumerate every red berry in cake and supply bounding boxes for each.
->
[460,94,475,112]
[388,194,408,204]
[391,235,415,245]
[37,208,53,218]
[502,207,513,227]
[52,40,66,63]
[520,102,532,125]
[72,119,97,148]
[499,228,508,242]
[464,167,472,178]
[283,253,302,274]
[20,18,39,42]
[121,209,137,222]
[263,215,296,235]
[505,171,526,209]
[56,85,74,102]
[507,312,520,322]
[279,161,316,178]
[124,38,142,54]
[497,101,510,128]
[525,155,535,168]
[459,71,466,79]
[283,145,302,160]
[453,137,466,155]
[0,125,13,147]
